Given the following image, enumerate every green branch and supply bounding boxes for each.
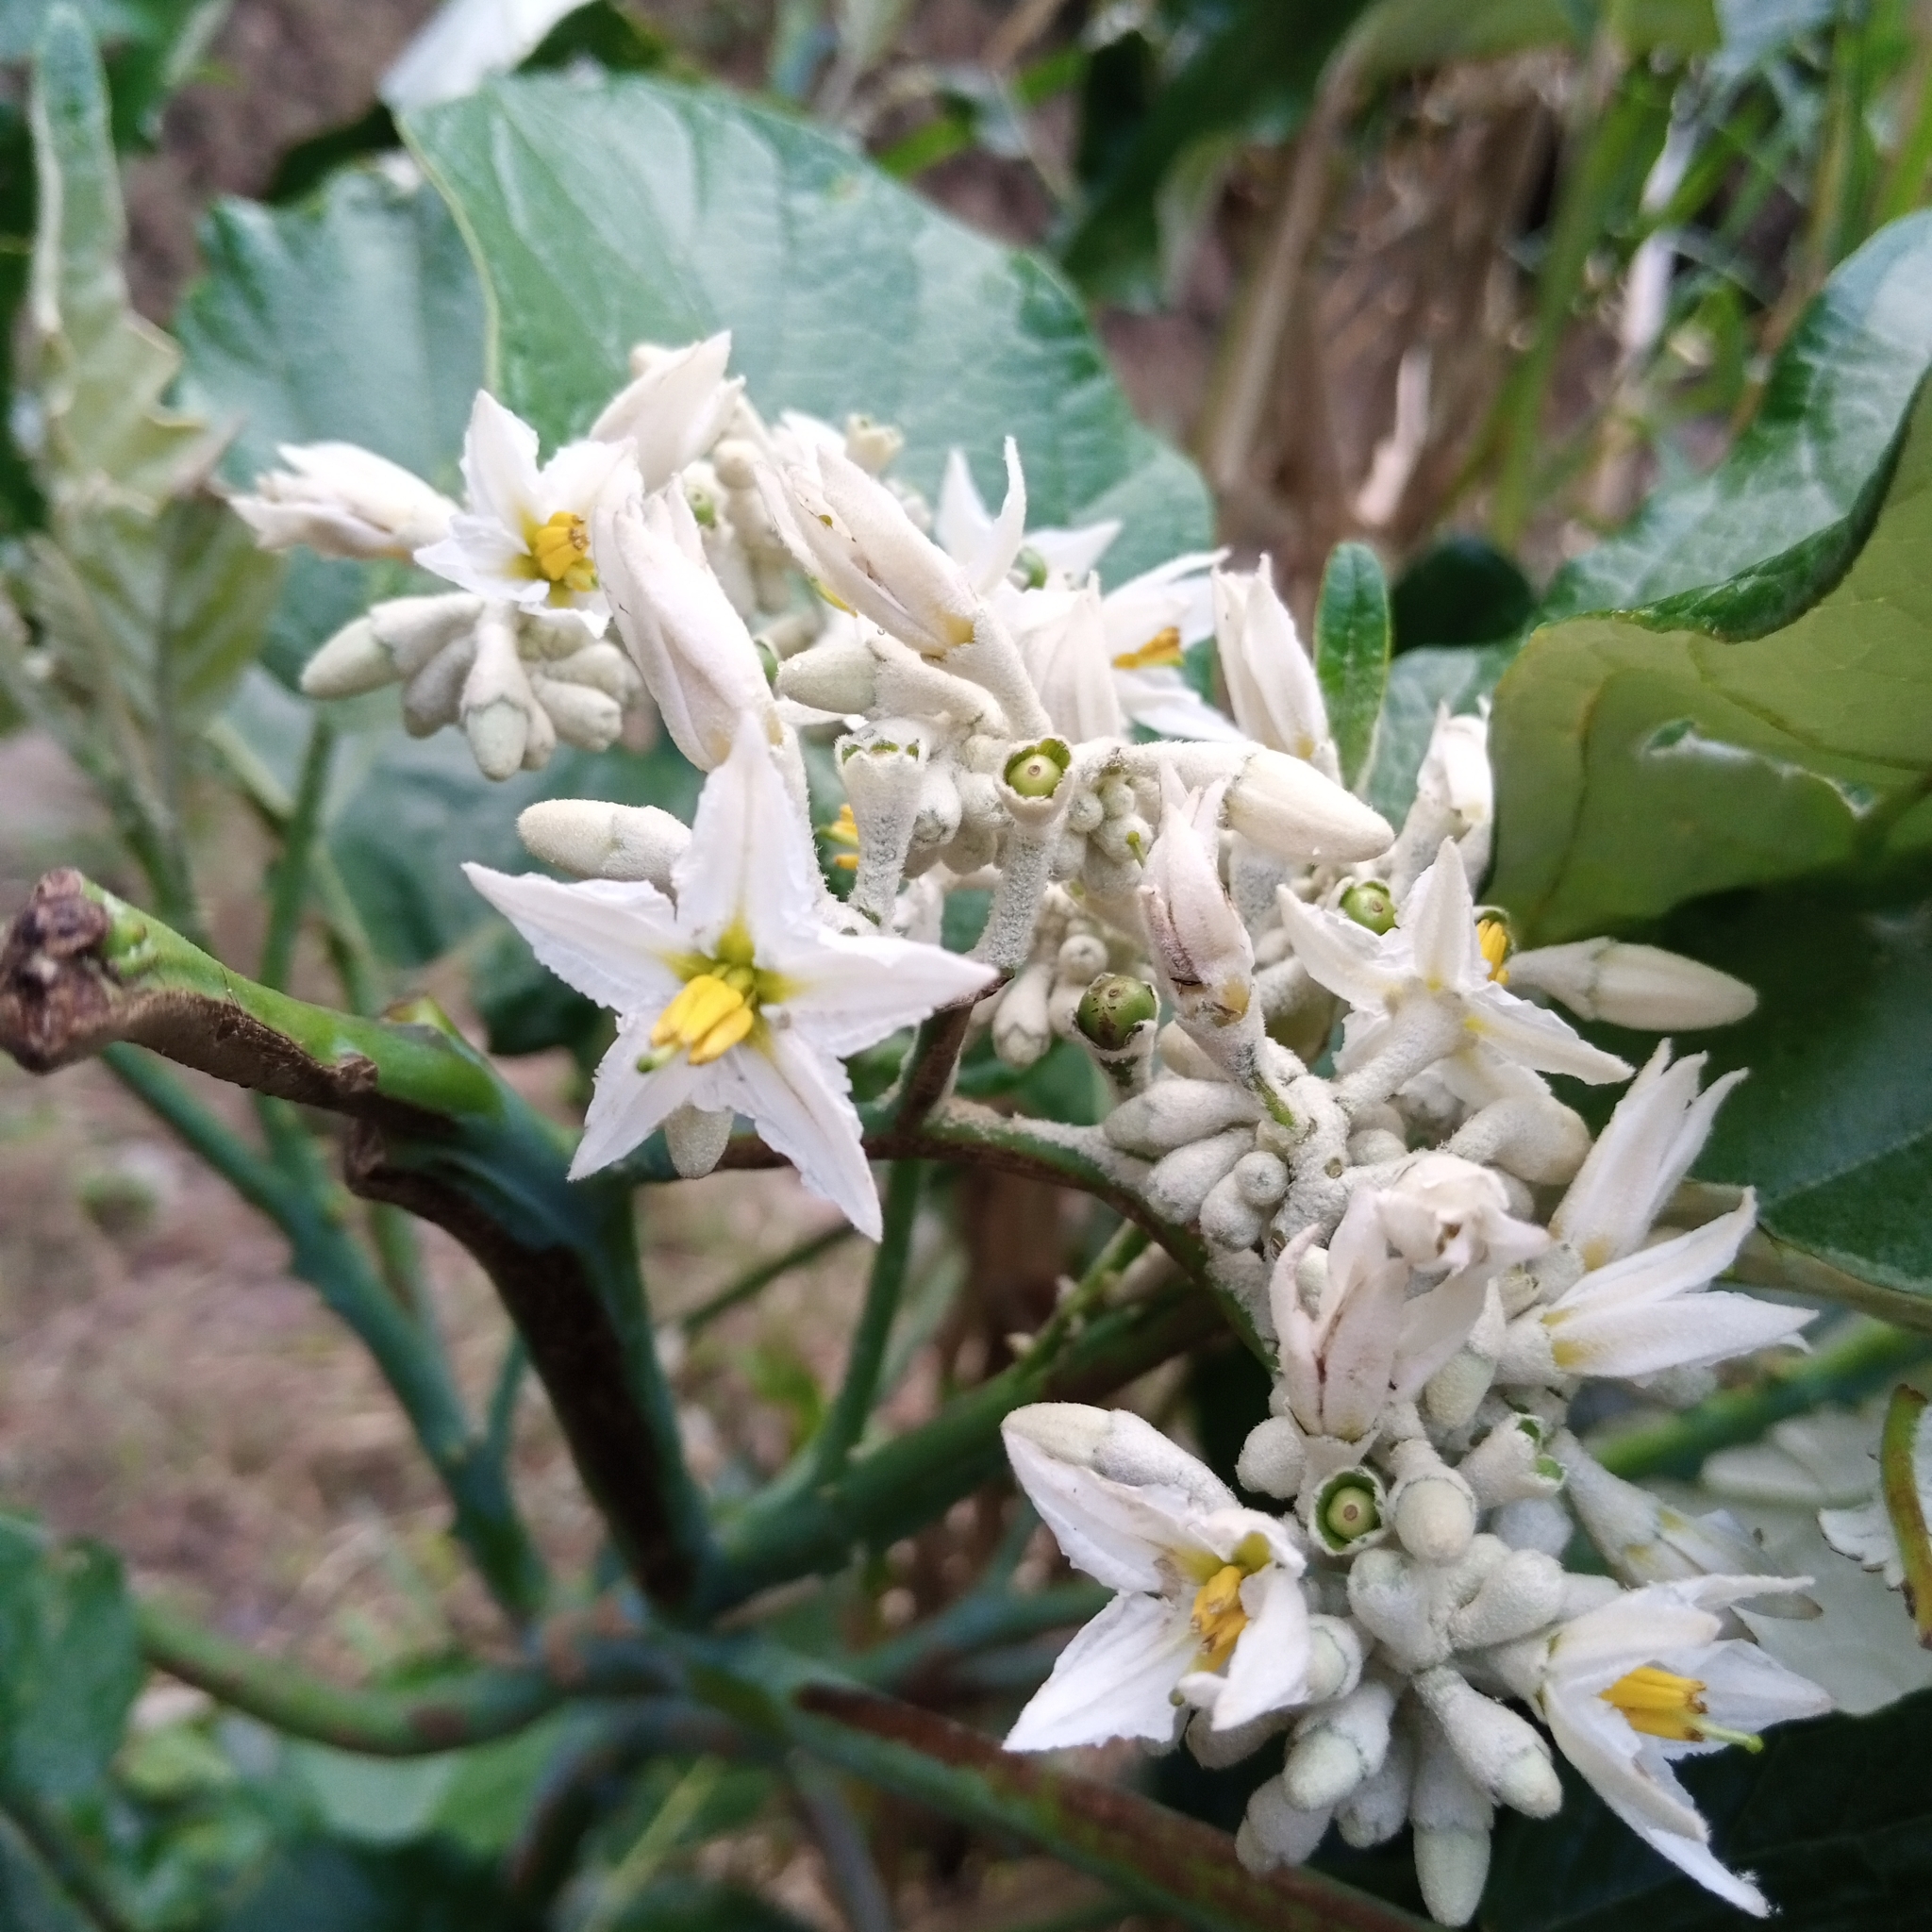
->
[1594,1318,1931,1481]
[258,711,335,994]
[811,1160,924,1480]
[0,1776,137,1932]
[678,1222,858,1334]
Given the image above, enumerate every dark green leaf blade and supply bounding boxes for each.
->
[1314,540,1391,791]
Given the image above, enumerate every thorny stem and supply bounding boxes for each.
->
[1878,1382,1932,1647]
[258,712,335,994]
[677,1222,859,1334]
[813,1160,925,1480]
[101,1043,549,1622]
[1594,1318,1931,1482]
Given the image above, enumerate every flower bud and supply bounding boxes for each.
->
[1390,1444,1478,1567]
[1337,1719,1414,1851]
[1141,772,1255,1042]
[1200,1150,1290,1251]
[1346,1546,1448,1671]
[1238,1779,1332,1872]
[462,605,539,778]
[839,720,932,923]
[532,675,625,752]
[599,486,778,769]
[1283,1678,1397,1810]
[1445,1546,1567,1651]
[1102,1077,1261,1157]
[1144,1126,1253,1224]
[1213,560,1339,774]
[1444,1093,1591,1187]
[400,629,475,735]
[515,794,691,884]
[1411,1717,1493,1929]
[775,630,880,714]
[302,591,484,698]
[1185,1706,1291,1771]
[991,960,1055,1070]
[1306,1614,1367,1705]
[1507,939,1757,1030]
[1236,1415,1307,1500]
[1413,1668,1559,1818]
[233,441,457,559]
[588,331,741,490]
[664,1103,732,1180]
[1458,1413,1566,1509]
[1225,748,1393,866]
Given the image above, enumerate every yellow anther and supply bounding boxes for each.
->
[1600,1664,1758,1748]
[651,974,745,1052]
[1476,916,1512,985]
[690,1002,756,1065]
[823,803,860,848]
[1112,625,1184,671]
[1190,1564,1250,1670]
[833,853,859,871]
[529,510,597,591]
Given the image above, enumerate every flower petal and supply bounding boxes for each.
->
[460,391,542,533]
[463,864,684,1014]
[1552,1289,1815,1380]
[1215,1566,1314,1730]
[1463,983,1634,1085]
[1005,1593,1197,1752]
[1403,840,1482,990]
[775,928,994,1059]
[672,714,821,950]
[570,1021,706,1178]
[1114,669,1244,741]
[1003,1429,1191,1593]
[1560,1202,1757,1313]
[1276,888,1403,1011]
[725,1024,881,1239]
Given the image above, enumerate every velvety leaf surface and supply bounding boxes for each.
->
[401,71,1211,583]
[1314,541,1391,791]
[1489,376,1932,942]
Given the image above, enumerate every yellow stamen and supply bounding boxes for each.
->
[1190,1564,1250,1670]
[529,510,597,592]
[1600,1665,1761,1749]
[1112,625,1184,672]
[833,853,859,871]
[690,1002,756,1065]
[1476,916,1512,985]
[823,803,860,847]
[651,974,746,1052]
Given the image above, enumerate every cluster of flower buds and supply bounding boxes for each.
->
[238,337,1837,1923]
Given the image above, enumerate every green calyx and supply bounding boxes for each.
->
[1076,974,1158,1051]
[1004,737,1072,800]
[1340,881,1396,935]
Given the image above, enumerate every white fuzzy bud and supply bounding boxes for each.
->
[1458,1414,1565,1509]
[1337,1718,1414,1851]
[462,605,540,778]
[1282,1677,1397,1810]
[516,800,690,888]
[1491,1496,1575,1557]
[1412,1668,1560,1818]
[1199,1149,1287,1252]
[1238,1779,1332,1872]
[1003,1404,1234,1514]
[1143,1126,1253,1224]
[1225,748,1392,866]
[1185,1706,1291,1770]
[1445,1547,1567,1650]
[1411,1719,1493,1929]
[233,441,457,559]
[663,1104,732,1180]
[1102,1078,1262,1157]
[400,628,475,735]
[1347,1547,1449,1673]
[1305,1615,1367,1706]
[532,676,625,752]
[1507,939,1757,1030]
[1236,1415,1307,1501]
[839,720,932,923]
[1445,1094,1591,1186]
[991,960,1055,1071]
[775,630,880,714]
[1390,1444,1478,1568]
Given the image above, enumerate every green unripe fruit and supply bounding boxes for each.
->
[1340,881,1397,935]
[1076,974,1158,1051]
[1321,1478,1381,1545]
[1004,738,1071,799]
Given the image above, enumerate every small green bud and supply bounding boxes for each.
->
[1340,881,1397,935]
[1004,737,1071,799]
[1076,974,1158,1051]
[1320,1476,1382,1546]
[1016,545,1050,591]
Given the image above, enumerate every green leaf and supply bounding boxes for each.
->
[0,1819,89,1932]
[1389,533,1533,654]
[217,1837,527,1932]
[1488,371,1932,943]
[1485,1688,1932,1930]
[25,8,219,511]
[400,70,1211,582]
[1542,210,1932,624]
[1313,540,1391,791]
[1350,0,1588,81]
[0,1522,142,1803]
[1360,641,1515,828]
[1591,878,1932,1321]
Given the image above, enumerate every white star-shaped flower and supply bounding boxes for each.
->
[1533,1576,1830,1917]
[1002,1404,1312,1749]
[1276,838,1633,1088]
[463,715,993,1237]
[417,391,632,626]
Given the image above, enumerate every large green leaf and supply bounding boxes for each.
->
[1542,211,1932,623]
[1581,877,1932,1322]
[1488,369,1932,942]
[0,1520,142,1803]
[400,70,1211,583]
[1485,1688,1932,1930]
[1314,541,1391,791]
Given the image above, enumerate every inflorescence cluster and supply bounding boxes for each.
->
[238,336,1843,1923]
